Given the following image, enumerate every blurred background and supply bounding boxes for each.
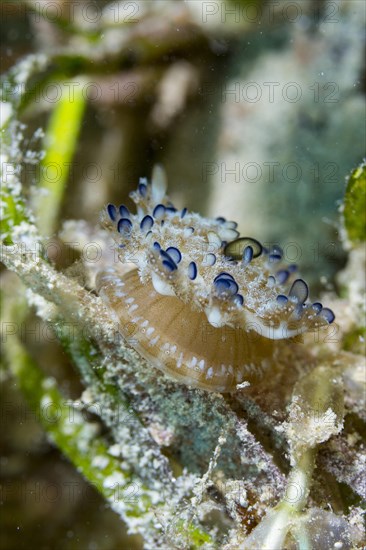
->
[1,1,365,548]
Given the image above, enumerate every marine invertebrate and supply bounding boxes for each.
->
[2,8,364,547]
[98,167,335,392]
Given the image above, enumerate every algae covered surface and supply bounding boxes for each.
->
[1,2,365,549]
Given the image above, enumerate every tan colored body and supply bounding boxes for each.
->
[97,269,277,392]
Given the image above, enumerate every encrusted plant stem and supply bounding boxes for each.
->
[1,285,161,543]
[241,364,345,549]
[0,247,173,482]
[240,448,316,549]
[283,450,316,513]
[259,449,316,549]
[1,266,215,548]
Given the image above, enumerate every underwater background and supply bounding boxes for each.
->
[1,1,365,549]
